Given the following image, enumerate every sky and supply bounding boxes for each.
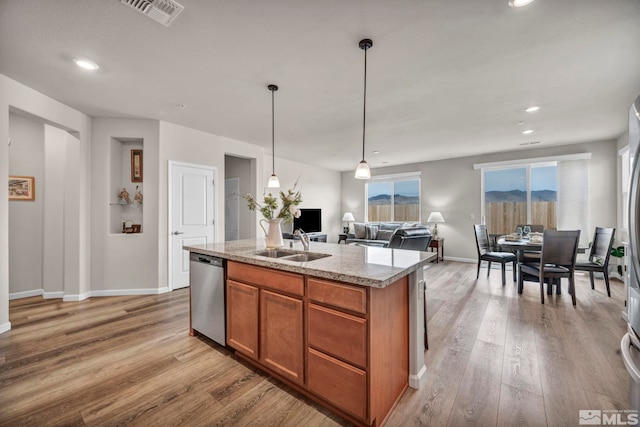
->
[484,166,557,192]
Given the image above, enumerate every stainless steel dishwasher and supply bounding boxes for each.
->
[189,253,225,346]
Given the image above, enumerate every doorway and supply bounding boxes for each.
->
[8,112,78,300]
[225,177,239,241]
[224,155,256,240]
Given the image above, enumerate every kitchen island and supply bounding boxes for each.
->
[184,239,435,426]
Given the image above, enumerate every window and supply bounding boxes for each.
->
[476,153,591,246]
[482,164,557,234]
[365,174,421,222]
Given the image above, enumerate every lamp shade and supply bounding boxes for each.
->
[342,212,356,222]
[427,212,445,223]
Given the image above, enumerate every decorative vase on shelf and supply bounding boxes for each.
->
[260,218,284,249]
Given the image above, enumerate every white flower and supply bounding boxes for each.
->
[294,208,301,218]
[289,204,297,215]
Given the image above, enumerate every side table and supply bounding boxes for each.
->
[338,233,348,244]
[429,238,444,263]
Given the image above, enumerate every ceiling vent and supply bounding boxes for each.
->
[120,0,184,26]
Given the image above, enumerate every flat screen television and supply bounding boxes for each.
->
[293,208,322,233]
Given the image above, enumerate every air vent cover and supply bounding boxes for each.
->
[121,0,184,26]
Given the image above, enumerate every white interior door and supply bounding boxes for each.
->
[169,162,216,290]
[225,177,239,241]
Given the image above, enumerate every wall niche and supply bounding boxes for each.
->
[109,137,143,234]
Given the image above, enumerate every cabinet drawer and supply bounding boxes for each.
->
[308,278,367,314]
[308,304,367,368]
[307,348,367,421]
[228,261,304,296]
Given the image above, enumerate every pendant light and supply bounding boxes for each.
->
[355,38,373,180]
[267,84,280,188]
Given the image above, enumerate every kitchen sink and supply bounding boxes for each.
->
[254,249,298,258]
[253,249,331,262]
[280,253,331,262]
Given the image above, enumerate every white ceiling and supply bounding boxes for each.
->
[1,0,639,172]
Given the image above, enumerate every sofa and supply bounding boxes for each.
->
[346,222,432,251]
[387,227,433,251]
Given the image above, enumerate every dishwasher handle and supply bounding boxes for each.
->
[189,252,223,268]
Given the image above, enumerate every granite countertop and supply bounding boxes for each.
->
[184,239,437,288]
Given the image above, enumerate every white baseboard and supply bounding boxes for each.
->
[43,291,65,299]
[10,287,175,301]
[63,292,91,302]
[9,289,43,300]
[0,321,11,335]
[409,364,427,389]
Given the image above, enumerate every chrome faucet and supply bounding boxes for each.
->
[294,229,310,251]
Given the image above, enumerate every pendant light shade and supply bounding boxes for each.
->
[267,84,280,189]
[355,160,370,179]
[355,38,373,180]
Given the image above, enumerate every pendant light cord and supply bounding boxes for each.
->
[271,88,275,174]
[362,46,367,161]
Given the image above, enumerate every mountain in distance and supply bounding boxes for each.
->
[485,189,557,203]
[368,194,419,205]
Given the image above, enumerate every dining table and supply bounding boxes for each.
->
[496,236,543,262]
[496,234,588,289]
[497,235,588,258]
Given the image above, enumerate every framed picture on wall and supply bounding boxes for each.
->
[131,149,143,182]
[9,176,35,201]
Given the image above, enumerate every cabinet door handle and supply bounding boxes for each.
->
[173,231,184,235]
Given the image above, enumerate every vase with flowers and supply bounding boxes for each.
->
[244,184,302,249]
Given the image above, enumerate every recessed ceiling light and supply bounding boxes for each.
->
[525,105,540,113]
[508,0,535,7]
[74,58,99,71]
[522,129,534,135]
[373,151,380,154]
[178,104,186,109]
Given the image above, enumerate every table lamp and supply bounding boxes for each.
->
[342,212,355,234]
[427,211,445,238]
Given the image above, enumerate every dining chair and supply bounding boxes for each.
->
[518,229,581,305]
[474,224,517,286]
[574,227,615,297]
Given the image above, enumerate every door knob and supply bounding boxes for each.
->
[173,231,184,235]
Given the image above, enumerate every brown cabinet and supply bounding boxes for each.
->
[307,347,367,420]
[308,303,367,369]
[224,260,408,427]
[226,279,259,359]
[260,289,304,384]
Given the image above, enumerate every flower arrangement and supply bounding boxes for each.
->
[244,183,302,223]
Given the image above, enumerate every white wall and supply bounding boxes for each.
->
[8,112,44,296]
[0,74,92,333]
[158,121,265,289]
[42,125,67,298]
[342,140,618,261]
[91,119,160,293]
[264,155,342,243]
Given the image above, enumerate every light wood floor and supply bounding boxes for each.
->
[0,261,630,426]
